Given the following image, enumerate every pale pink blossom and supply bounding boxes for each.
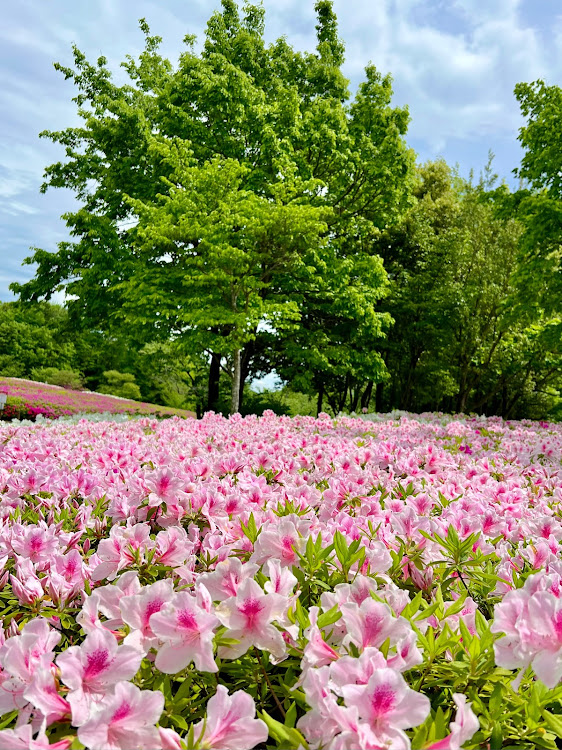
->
[251,518,305,567]
[0,724,72,749]
[77,681,164,750]
[199,558,259,602]
[150,591,219,673]
[158,727,183,749]
[0,619,60,716]
[341,598,409,652]
[426,693,479,750]
[95,571,142,628]
[192,685,268,750]
[23,654,70,725]
[10,559,44,605]
[264,559,298,597]
[56,628,143,725]
[92,524,151,582]
[329,648,388,691]
[302,609,340,670]
[215,578,287,660]
[154,526,193,567]
[11,524,58,565]
[120,579,174,653]
[144,466,185,507]
[341,668,430,740]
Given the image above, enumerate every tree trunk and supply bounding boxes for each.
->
[361,381,374,411]
[239,342,253,411]
[501,381,507,417]
[231,349,241,415]
[339,373,350,413]
[316,381,324,416]
[207,352,221,412]
[350,380,361,412]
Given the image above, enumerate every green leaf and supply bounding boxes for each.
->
[317,605,342,629]
[285,702,297,728]
[490,722,503,749]
[260,710,309,749]
[542,710,562,738]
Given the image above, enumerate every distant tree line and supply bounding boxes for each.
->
[8,1,562,420]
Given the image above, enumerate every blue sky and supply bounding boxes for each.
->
[1,0,561,302]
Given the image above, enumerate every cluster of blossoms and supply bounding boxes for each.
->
[0,377,190,421]
[0,410,560,748]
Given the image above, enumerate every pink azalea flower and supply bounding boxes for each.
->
[150,591,219,673]
[76,593,105,635]
[53,549,85,585]
[216,578,287,660]
[92,524,151,582]
[154,527,193,567]
[491,589,532,672]
[158,727,183,750]
[0,724,72,749]
[95,571,142,628]
[23,654,71,725]
[144,466,185,507]
[121,579,175,653]
[264,559,298,597]
[329,648,388,691]
[56,628,143,726]
[341,598,408,652]
[251,518,305,567]
[77,681,164,750]
[426,693,479,750]
[192,685,268,750]
[297,667,364,747]
[11,524,58,565]
[10,559,44,606]
[341,668,430,740]
[525,591,562,687]
[386,630,424,672]
[302,624,340,670]
[198,558,259,602]
[0,618,60,716]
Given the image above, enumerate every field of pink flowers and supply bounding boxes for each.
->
[0,377,193,420]
[0,411,561,749]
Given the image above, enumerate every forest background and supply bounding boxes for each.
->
[2,0,561,419]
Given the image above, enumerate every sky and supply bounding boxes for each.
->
[1,0,562,304]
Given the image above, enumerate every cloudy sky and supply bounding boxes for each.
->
[1,0,561,301]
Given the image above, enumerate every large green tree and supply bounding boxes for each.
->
[374,160,562,418]
[509,80,562,334]
[124,149,329,414]
[0,302,75,378]
[11,0,414,413]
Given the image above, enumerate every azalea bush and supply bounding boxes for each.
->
[0,411,561,749]
[0,377,193,421]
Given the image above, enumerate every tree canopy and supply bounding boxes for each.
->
[11,0,413,414]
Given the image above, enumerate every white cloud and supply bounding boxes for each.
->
[332,0,553,152]
[0,201,39,217]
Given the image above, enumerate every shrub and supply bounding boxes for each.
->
[98,370,142,401]
[31,367,83,390]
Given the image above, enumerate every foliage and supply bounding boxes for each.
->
[98,370,142,401]
[126,150,329,414]
[0,302,76,378]
[513,78,562,311]
[30,367,83,390]
[10,0,413,413]
[372,159,562,419]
